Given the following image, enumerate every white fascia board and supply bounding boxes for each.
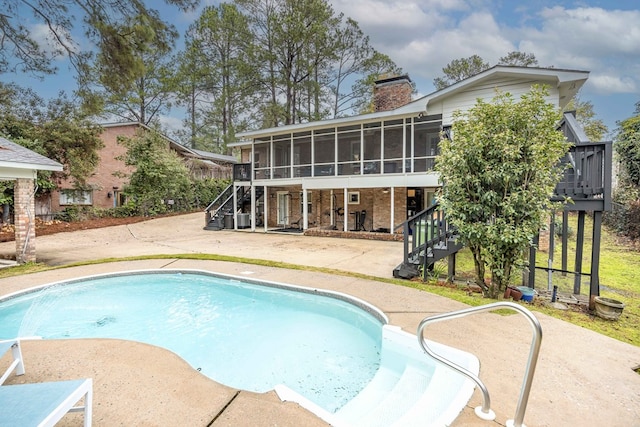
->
[0,167,37,180]
[252,173,441,190]
[0,161,62,172]
[236,110,418,140]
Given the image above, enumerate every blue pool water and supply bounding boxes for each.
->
[0,270,384,412]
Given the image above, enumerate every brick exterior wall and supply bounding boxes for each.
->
[14,178,36,263]
[262,188,407,233]
[373,76,413,112]
[51,124,137,211]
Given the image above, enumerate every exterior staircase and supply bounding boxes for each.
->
[393,203,463,280]
[204,184,264,230]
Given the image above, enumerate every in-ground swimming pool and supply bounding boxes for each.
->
[0,270,383,413]
[0,269,479,426]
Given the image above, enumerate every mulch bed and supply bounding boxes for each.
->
[0,216,162,243]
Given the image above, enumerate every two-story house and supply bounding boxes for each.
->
[225,66,589,237]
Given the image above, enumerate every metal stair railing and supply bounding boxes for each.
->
[395,203,458,269]
[204,184,241,226]
[417,301,543,427]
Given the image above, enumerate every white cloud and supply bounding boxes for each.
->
[359,10,513,84]
[29,23,79,60]
[159,115,184,134]
[514,6,640,98]
[331,1,639,98]
[516,7,640,68]
[587,74,637,94]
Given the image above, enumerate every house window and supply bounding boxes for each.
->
[347,191,360,205]
[300,191,312,214]
[60,189,93,206]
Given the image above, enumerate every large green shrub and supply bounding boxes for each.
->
[117,130,194,216]
[436,86,569,298]
[191,178,231,209]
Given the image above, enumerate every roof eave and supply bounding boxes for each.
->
[424,66,589,112]
[0,160,63,172]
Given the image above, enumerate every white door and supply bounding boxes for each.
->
[277,192,289,225]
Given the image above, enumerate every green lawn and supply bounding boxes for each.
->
[435,212,640,347]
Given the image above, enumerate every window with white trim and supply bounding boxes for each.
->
[60,189,93,206]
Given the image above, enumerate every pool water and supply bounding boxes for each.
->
[0,271,384,412]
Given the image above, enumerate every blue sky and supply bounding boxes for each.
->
[4,0,639,138]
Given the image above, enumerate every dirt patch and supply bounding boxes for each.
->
[0,214,180,243]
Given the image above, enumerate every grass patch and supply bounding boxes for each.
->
[437,213,640,347]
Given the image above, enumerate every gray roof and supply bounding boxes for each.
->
[189,148,237,164]
[169,141,238,164]
[99,121,238,164]
[0,137,63,172]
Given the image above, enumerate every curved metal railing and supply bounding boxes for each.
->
[417,301,542,427]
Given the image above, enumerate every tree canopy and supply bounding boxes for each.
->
[167,0,405,149]
[0,0,198,79]
[436,86,569,297]
[117,129,193,215]
[0,82,103,187]
[616,101,640,190]
[563,96,609,141]
[433,51,537,90]
[498,51,539,67]
[433,55,490,90]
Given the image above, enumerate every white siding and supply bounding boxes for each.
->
[428,77,560,126]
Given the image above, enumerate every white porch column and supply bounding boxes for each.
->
[232,183,238,230]
[343,189,348,232]
[263,186,268,232]
[250,185,256,232]
[302,188,308,229]
[14,178,36,263]
[390,186,395,234]
[330,189,334,227]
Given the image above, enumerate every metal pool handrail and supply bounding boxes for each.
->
[417,301,542,427]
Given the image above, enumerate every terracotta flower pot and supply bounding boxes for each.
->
[510,288,523,301]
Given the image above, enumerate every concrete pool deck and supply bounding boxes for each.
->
[0,212,639,426]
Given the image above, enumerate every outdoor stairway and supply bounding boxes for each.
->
[204,185,263,230]
[393,203,463,280]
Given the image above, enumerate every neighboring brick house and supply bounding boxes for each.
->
[50,122,237,212]
[228,67,589,235]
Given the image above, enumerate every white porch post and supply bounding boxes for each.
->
[390,186,395,234]
[302,188,308,229]
[330,189,334,227]
[263,186,268,232]
[232,183,238,230]
[250,185,256,232]
[343,189,348,232]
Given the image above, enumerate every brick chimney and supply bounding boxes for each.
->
[373,75,413,112]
